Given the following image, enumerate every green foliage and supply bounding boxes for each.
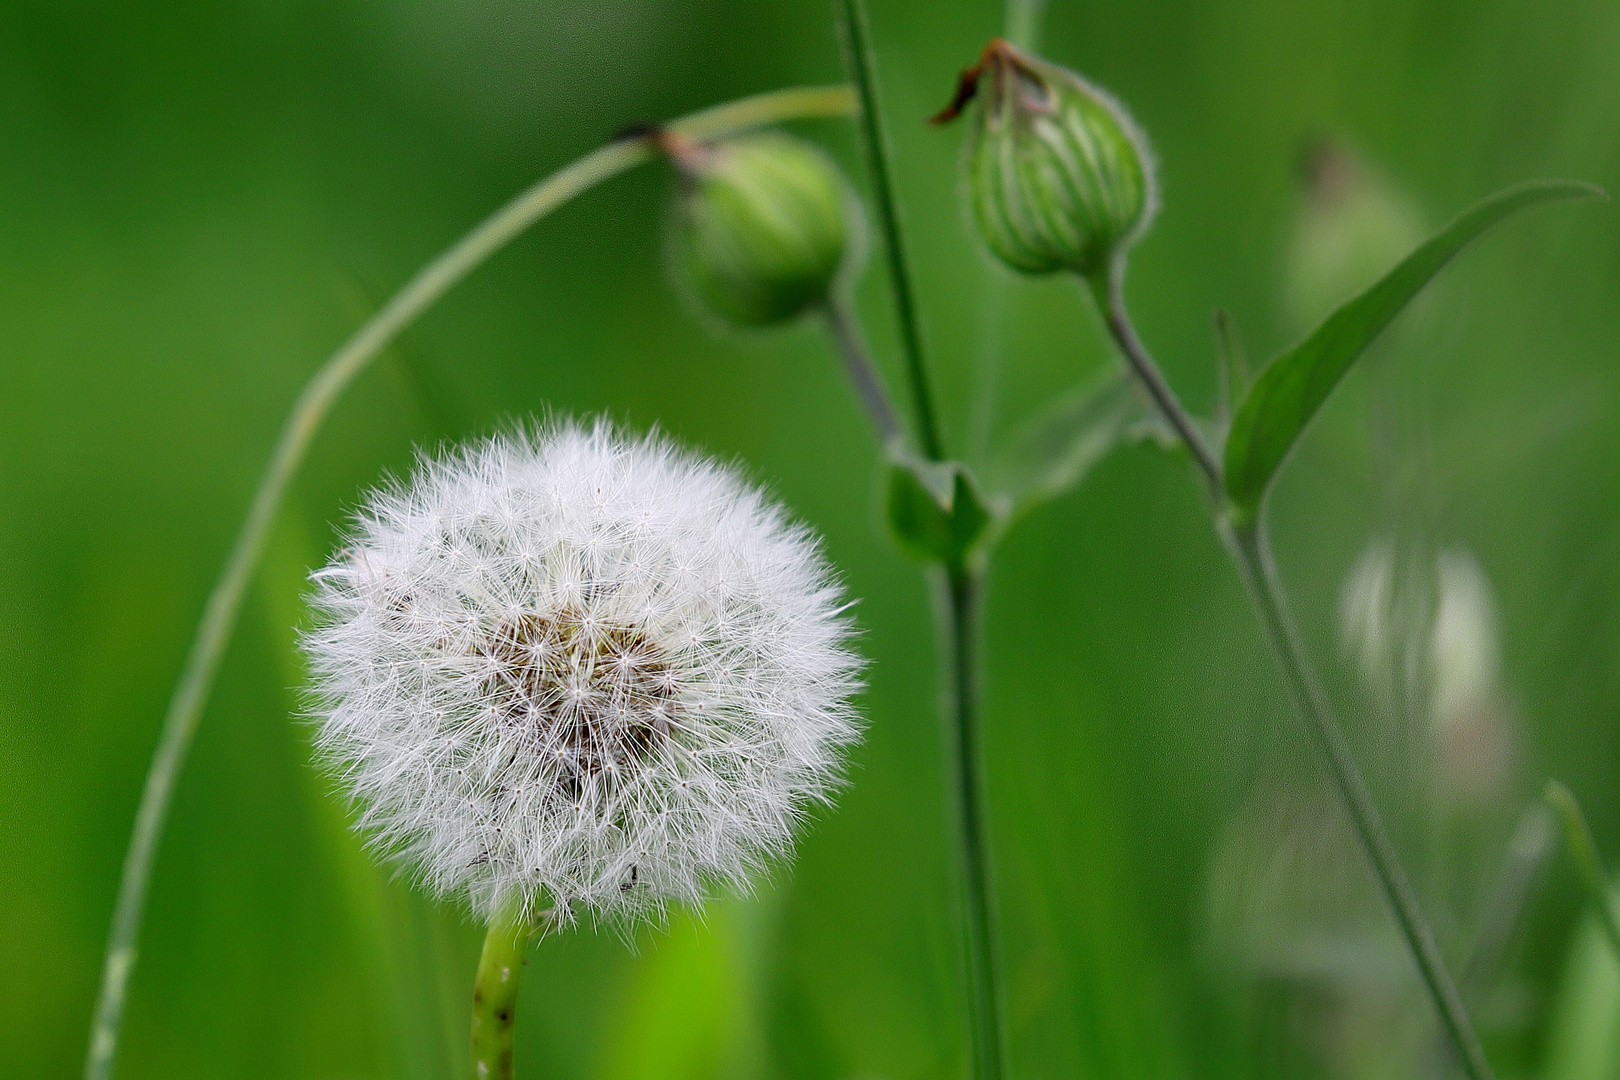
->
[1547,780,1620,964]
[1223,180,1602,521]
[1543,879,1620,1080]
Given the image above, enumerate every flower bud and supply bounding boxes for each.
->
[667,131,851,329]
[936,40,1157,278]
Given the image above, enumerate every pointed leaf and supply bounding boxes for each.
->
[1224,179,1603,520]
[886,457,992,564]
[984,367,1143,517]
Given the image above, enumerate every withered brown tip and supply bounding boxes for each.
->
[929,38,1016,126]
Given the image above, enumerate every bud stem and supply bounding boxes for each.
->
[471,911,545,1080]
[1086,267,1221,490]
[85,83,859,1080]
[1225,520,1497,1080]
[1002,0,1050,52]
[822,297,903,450]
[1092,269,1496,1080]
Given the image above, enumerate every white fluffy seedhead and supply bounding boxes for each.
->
[303,420,862,925]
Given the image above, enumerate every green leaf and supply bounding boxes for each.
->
[1223,179,1603,520]
[886,456,992,565]
[983,367,1144,518]
[1542,873,1620,1080]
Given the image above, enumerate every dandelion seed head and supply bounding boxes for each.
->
[303,420,862,924]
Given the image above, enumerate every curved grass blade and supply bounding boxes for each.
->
[1223,179,1603,520]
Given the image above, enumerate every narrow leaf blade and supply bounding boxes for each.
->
[1223,179,1603,518]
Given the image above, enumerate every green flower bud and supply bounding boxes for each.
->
[667,131,851,329]
[936,40,1157,279]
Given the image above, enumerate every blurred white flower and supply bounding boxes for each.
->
[1338,537,1515,803]
[303,420,862,924]
[1430,550,1502,735]
[1429,550,1514,802]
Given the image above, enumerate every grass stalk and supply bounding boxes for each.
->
[84,82,856,1080]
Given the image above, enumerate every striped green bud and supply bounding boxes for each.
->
[938,40,1157,279]
[668,131,851,329]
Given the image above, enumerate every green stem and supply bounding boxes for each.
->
[1545,779,1620,963]
[1088,268,1221,490]
[832,7,1006,1073]
[1227,522,1495,1080]
[84,82,856,1080]
[1003,0,1050,52]
[939,563,1005,1080]
[822,296,904,450]
[1092,283,1494,1080]
[836,0,944,461]
[471,913,540,1080]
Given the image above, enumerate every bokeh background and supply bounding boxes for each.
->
[4,1,1620,1077]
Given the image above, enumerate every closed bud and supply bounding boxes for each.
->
[667,131,851,329]
[935,40,1157,278]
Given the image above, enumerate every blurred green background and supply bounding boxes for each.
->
[4,1,1620,1077]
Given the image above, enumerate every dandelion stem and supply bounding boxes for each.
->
[1545,779,1620,963]
[1092,279,1496,1080]
[822,296,904,449]
[939,564,1006,1080]
[836,0,944,462]
[84,83,857,1080]
[471,912,542,1080]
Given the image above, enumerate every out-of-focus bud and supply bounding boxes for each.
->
[666,130,851,329]
[934,39,1157,279]
[1283,138,1426,334]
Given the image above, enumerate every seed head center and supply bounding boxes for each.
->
[480,608,679,785]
